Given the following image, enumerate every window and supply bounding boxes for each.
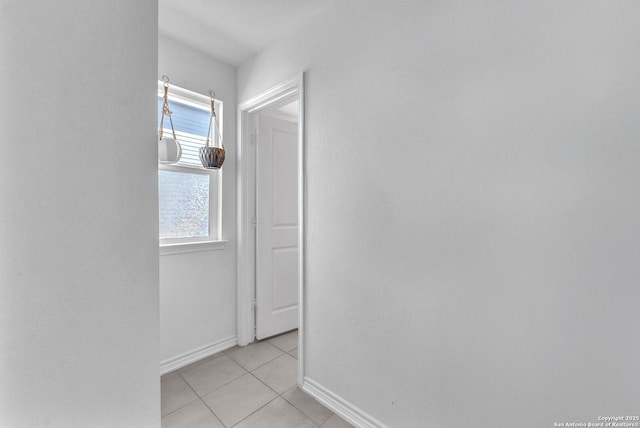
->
[158,169,210,239]
[158,82,223,250]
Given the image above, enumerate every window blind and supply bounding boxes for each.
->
[157,96,212,168]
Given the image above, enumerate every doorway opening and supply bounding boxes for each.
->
[237,74,305,385]
[254,99,299,340]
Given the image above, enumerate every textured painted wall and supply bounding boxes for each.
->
[158,35,238,364]
[238,1,640,426]
[0,1,159,427]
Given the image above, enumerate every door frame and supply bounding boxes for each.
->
[237,73,305,384]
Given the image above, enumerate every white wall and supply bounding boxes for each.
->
[0,1,159,427]
[158,35,238,367]
[238,2,640,426]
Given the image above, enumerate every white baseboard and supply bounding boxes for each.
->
[160,336,237,375]
[302,377,389,428]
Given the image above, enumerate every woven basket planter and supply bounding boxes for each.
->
[200,91,225,169]
[199,146,225,169]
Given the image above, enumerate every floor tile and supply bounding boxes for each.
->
[322,414,354,428]
[201,374,277,427]
[282,387,333,425]
[161,399,224,428]
[161,374,199,417]
[180,354,247,397]
[288,347,298,359]
[266,330,298,352]
[252,354,298,394]
[225,341,284,371]
[233,397,318,428]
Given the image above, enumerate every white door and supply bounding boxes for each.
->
[255,113,299,340]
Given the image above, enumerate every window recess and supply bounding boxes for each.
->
[157,81,224,248]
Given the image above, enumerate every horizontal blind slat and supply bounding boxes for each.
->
[158,90,222,169]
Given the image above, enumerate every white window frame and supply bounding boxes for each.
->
[157,81,226,255]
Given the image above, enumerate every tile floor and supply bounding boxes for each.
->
[161,330,354,428]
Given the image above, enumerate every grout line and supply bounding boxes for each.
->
[160,371,201,419]
[226,343,286,372]
[280,385,335,426]
[163,330,314,426]
[180,371,276,428]
[163,368,328,427]
[265,333,299,353]
[197,396,226,427]
[229,395,281,428]
[248,370,283,397]
[280,387,315,423]
[160,395,200,419]
[247,351,289,372]
[178,371,203,400]
[179,357,249,398]
[249,354,299,397]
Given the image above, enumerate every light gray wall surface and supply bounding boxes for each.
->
[238,1,640,426]
[158,35,238,364]
[0,1,159,427]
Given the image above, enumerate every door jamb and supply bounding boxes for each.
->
[237,73,305,385]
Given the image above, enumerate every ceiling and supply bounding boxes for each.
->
[159,0,328,66]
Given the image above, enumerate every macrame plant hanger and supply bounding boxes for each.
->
[199,90,225,169]
[158,75,182,164]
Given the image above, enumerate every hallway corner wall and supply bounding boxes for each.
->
[238,1,640,426]
[0,1,160,426]
[158,34,238,367]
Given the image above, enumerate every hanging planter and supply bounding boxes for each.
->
[199,91,225,169]
[158,76,182,164]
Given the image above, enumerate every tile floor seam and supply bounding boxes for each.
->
[228,394,281,428]
[199,372,281,427]
[230,397,320,428]
[250,354,298,395]
[246,371,283,399]
[161,385,339,426]
[180,357,249,398]
[160,395,201,420]
[201,370,294,427]
[178,372,200,397]
[159,372,205,419]
[269,341,296,353]
[225,345,285,372]
[266,336,298,353]
[280,391,322,424]
[161,372,202,417]
[195,396,226,427]
[161,330,335,428]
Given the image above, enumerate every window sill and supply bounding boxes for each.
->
[160,240,229,256]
